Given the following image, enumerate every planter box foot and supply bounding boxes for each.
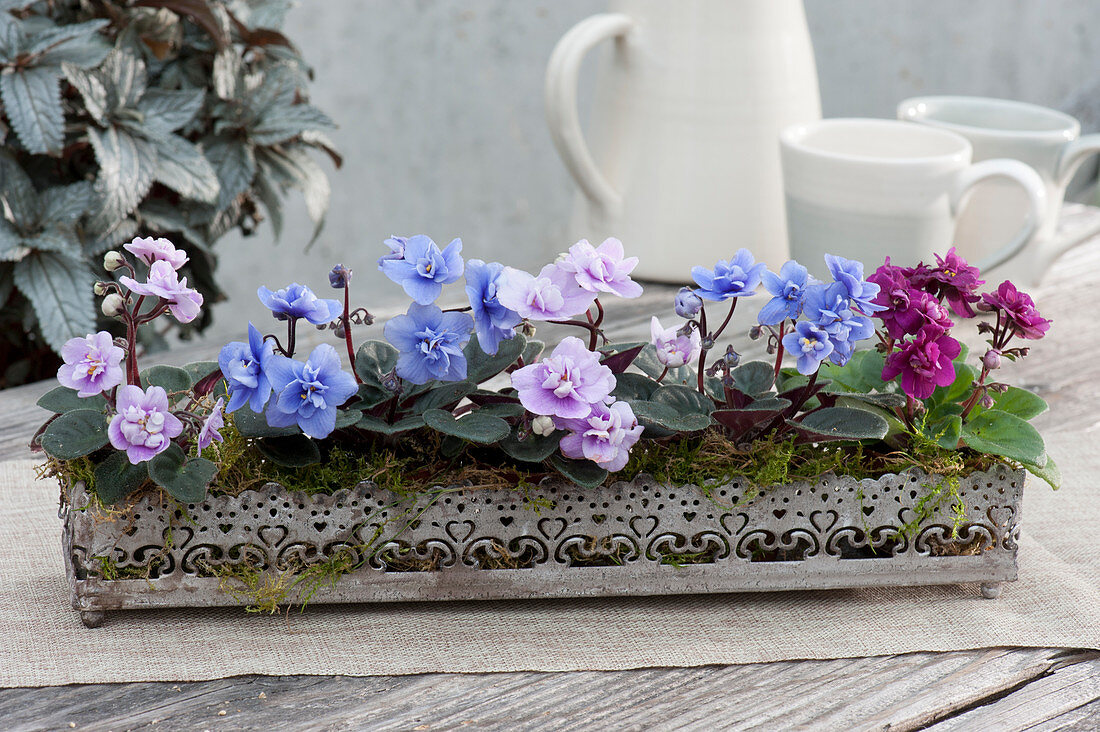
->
[80,610,105,628]
[980,582,1004,599]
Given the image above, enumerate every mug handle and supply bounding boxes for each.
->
[1056,132,1100,188]
[950,159,1048,273]
[544,13,634,213]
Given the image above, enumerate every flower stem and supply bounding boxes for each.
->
[342,283,361,384]
[286,318,297,358]
[549,318,603,349]
[712,299,737,340]
[656,365,669,384]
[772,320,786,383]
[696,306,708,394]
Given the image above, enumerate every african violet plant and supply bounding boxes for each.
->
[34,232,1058,507]
[0,0,337,388]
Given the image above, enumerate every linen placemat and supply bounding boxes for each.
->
[0,434,1096,688]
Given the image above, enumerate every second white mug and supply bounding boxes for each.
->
[780,118,1047,277]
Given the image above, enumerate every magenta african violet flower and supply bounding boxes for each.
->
[556,399,643,472]
[384,303,474,384]
[691,249,766,302]
[378,235,464,305]
[197,397,225,451]
[556,238,643,298]
[882,325,961,400]
[496,263,597,321]
[57,331,125,397]
[108,385,184,464]
[123,236,188,270]
[781,321,834,375]
[980,281,1051,340]
[264,344,359,439]
[257,283,342,325]
[912,248,985,318]
[511,336,615,419]
[119,260,203,323]
[650,316,700,368]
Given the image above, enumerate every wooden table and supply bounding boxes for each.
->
[3,209,1100,730]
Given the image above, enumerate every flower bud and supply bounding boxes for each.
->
[380,372,401,393]
[980,394,996,410]
[92,282,108,297]
[329,264,352,289]
[674,287,702,318]
[531,415,555,437]
[748,325,763,340]
[101,293,126,317]
[103,251,126,272]
[723,345,740,368]
[334,324,346,339]
[701,336,714,351]
[982,349,1001,370]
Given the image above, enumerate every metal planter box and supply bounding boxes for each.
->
[61,465,1024,627]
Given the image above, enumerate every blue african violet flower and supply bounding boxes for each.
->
[691,249,767,302]
[803,282,875,366]
[219,323,275,413]
[465,259,521,355]
[264,344,358,439]
[377,236,407,266]
[758,260,813,325]
[384,302,474,384]
[824,254,885,314]
[257,283,342,325]
[378,235,464,305]
[674,287,702,318]
[781,321,835,375]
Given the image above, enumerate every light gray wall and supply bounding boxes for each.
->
[210,0,1100,337]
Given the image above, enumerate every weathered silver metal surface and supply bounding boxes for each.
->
[62,466,1024,624]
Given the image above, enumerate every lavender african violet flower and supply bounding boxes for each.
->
[384,303,474,384]
[511,337,615,419]
[556,399,643,472]
[650,316,700,368]
[108,385,184,464]
[57,331,125,397]
[692,248,766,302]
[556,238,643,298]
[465,259,521,355]
[119,261,203,323]
[496,264,596,321]
[219,323,275,413]
[265,344,359,439]
[257,283,342,325]
[378,235,464,305]
[197,397,225,451]
[123,236,188,270]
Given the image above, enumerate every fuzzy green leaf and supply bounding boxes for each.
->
[37,386,107,414]
[464,332,525,384]
[793,407,888,440]
[182,361,220,385]
[148,444,216,502]
[92,451,149,505]
[500,429,562,463]
[961,409,1046,467]
[13,250,95,353]
[412,381,476,414]
[141,364,191,395]
[731,361,775,395]
[611,372,659,402]
[650,384,715,415]
[356,414,425,436]
[0,66,63,155]
[256,434,321,467]
[630,400,712,432]
[422,409,510,444]
[927,414,963,450]
[971,386,1048,422]
[354,340,399,387]
[521,339,544,365]
[931,362,977,407]
[1023,455,1061,490]
[549,455,608,489]
[232,406,297,438]
[40,409,109,459]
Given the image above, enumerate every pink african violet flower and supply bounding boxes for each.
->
[907,248,984,318]
[120,260,203,323]
[556,399,643,472]
[510,336,615,419]
[108,385,184,464]
[556,238,643,299]
[123,236,188,270]
[57,331,125,397]
[882,325,961,400]
[650,316,700,368]
[980,281,1051,340]
[495,264,596,321]
[197,397,225,451]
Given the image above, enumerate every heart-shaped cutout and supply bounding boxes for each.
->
[629,515,658,538]
[445,520,475,543]
[809,510,838,534]
[258,525,288,549]
[720,512,749,536]
[537,517,567,540]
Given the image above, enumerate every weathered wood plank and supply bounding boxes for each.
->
[0,648,1085,731]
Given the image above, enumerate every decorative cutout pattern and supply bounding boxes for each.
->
[65,466,1024,590]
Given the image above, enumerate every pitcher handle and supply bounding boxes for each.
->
[950,159,1048,274]
[545,13,634,212]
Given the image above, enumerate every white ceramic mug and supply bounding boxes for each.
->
[898,96,1100,286]
[780,119,1047,277]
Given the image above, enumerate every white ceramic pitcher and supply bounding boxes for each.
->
[545,0,821,281]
